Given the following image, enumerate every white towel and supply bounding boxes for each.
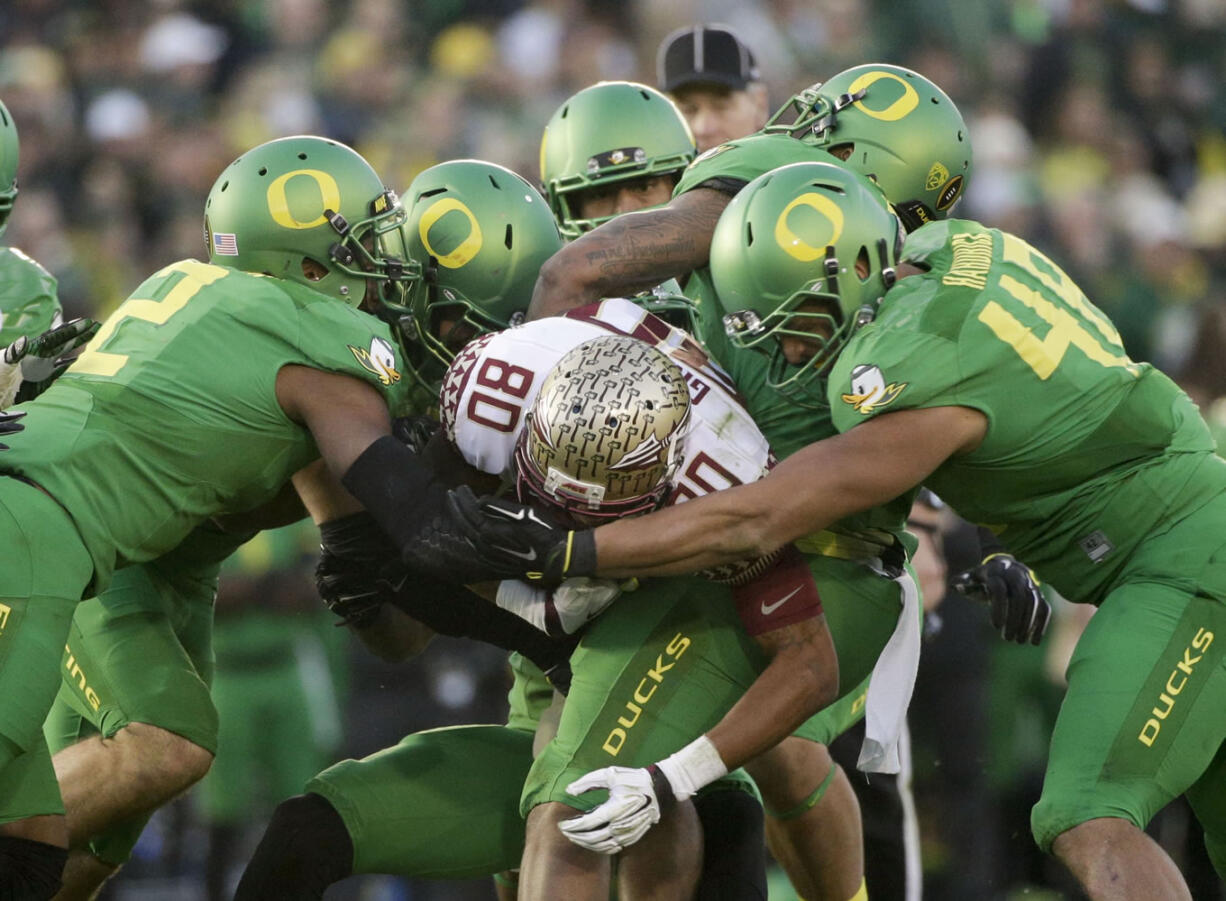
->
[858,564,922,774]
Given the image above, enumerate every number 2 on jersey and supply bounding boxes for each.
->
[978,234,1136,380]
[73,260,229,378]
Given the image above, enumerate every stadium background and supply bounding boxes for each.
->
[1,0,1224,898]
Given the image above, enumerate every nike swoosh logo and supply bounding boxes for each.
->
[760,587,803,616]
[489,505,554,530]
[489,505,530,522]
[492,544,537,562]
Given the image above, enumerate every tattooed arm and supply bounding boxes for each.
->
[527,187,731,321]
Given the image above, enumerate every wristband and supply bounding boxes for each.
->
[655,734,728,802]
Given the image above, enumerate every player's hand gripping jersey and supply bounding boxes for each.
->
[830,220,1226,605]
[0,260,411,591]
[440,296,820,634]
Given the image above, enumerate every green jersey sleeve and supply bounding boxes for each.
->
[829,220,1224,603]
[0,260,411,591]
[673,134,835,199]
[0,246,60,345]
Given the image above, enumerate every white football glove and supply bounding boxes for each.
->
[558,765,675,855]
[495,577,622,636]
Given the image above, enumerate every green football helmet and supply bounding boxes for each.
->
[0,99,19,236]
[392,159,563,395]
[712,160,901,406]
[203,135,416,307]
[764,64,972,233]
[540,81,696,239]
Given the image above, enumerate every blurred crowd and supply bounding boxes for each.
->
[3,0,1224,898]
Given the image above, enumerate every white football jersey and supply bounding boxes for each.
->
[438,297,772,503]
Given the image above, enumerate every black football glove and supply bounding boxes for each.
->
[316,512,405,628]
[953,553,1051,646]
[0,410,25,449]
[5,317,100,404]
[444,485,597,586]
[399,489,508,584]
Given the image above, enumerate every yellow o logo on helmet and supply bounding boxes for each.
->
[266,170,343,230]
[774,192,844,263]
[846,71,919,122]
[418,198,483,269]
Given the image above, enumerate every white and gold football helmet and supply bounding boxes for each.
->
[515,335,692,521]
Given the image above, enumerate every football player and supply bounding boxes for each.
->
[39,155,577,901]
[0,135,461,898]
[450,160,1226,901]
[436,319,841,900]
[384,157,566,404]
[535,79,894,900]
[0,104,219,901]
[540,80,696,242]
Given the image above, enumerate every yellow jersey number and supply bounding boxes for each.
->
[977,234,1137,380]
[73,260,229,378]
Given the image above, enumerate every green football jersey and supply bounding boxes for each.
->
[0,245,60,345]
[829,219,1226,603]
[676,134,913,557]
[0,259,411,591]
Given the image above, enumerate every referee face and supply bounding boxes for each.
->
[671,83,769,152]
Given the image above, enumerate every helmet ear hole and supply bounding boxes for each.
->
[855,246,871,280]
[301,258,329,281]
